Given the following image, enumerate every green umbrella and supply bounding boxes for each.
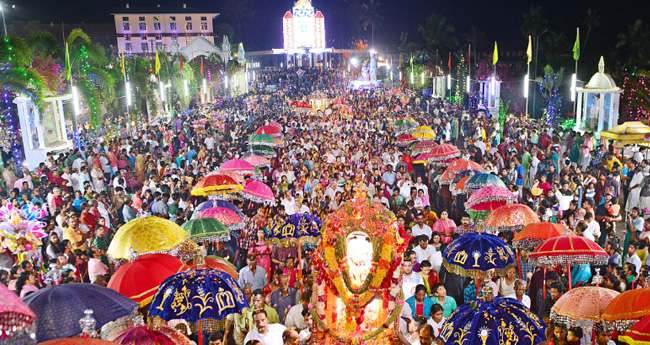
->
[249,134,278,146]
[181,217,231,243]
[251,145,277,158]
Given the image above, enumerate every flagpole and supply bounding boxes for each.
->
[573,27,579,119]
[525,35,531,118]
[525,63,530,117]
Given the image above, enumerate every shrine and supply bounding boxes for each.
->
[574,56,622,133]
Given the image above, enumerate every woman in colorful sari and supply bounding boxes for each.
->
[432,210,457,244]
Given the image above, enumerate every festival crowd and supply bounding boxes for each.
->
[1,65,649,345]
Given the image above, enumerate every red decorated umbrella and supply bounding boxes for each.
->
[602,288,650,331]
[111,324,192,345]
[620,315,650,344]
[332,98,347,106]
[240,179,276,205]
[187,255,239,280]
[220,159,256,177]
[198,207,245,230]
[191,171,244,196]
[465,186,518,211]
[396,134,419,147]
[512,222,572,249]
[426,144,461,167]
[268,121,283,130]
[483,203,540,234]
[550,286,620,328]
[255,125,282,137]
[0,281,36,338]
[298,101,311,109]
[243,154,271,169]
[411,140,438,155]
[290,100,301,107]
[107,254,189,306]
[439,159,485,185]
[530,235,608,291]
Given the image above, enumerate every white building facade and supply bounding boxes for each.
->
[112,5,219,55]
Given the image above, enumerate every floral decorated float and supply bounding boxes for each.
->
[310,190,408,345]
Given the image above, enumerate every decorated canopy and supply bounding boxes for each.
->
[427,144,461,167]
[442,232,515,277]
[512,222,570,249]
[438,296,547,345]
[219,159,257,177]
[619,315,650,345]
[111,324,192,345]
[148,269,249,323]
[240,179,276,205]
[182,217,231,243]
[0,281,36,338]
[191,172,245,196]
[411,140,438,155]
[529,235,608,266]
[107,216,188,260]
[198,207,245,231]
[601,288,650,331]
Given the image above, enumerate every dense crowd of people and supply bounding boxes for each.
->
[1,65,649,345]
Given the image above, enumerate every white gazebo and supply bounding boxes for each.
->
[478,76,501,114]
[14,95,72,168]
[575,57,622,133]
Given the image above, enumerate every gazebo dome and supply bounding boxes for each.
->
[581,56,620,92]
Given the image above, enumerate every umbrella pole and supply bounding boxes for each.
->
[476,272,480,299]
[516,248,522,279]
[567,263,572,290]
[198,320,203,345]
[543,267,547,299]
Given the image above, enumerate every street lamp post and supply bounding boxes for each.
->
[0,3,8,37]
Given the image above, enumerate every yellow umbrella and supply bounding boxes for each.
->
[411,125,435,140]
[601,121,650,144]
[107,216,188,260]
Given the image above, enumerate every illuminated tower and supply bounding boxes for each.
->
[282,0,325,50]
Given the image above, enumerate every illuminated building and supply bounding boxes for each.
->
[112,3,219,55]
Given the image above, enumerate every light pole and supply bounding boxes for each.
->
[0,3,9,37]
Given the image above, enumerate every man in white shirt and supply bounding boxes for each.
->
[285,292,310,330]
[627,241,642,275]
[281,195,297,215]
[583,213,601,242]
[413,235,435,264]
[513,279,531,308]
[401,260,424,300]
[204,135,216,150]
[411,214,433,240]
[243,309,286,345]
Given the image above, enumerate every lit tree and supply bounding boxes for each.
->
[537,65,565,125]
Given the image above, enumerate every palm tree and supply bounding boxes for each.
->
[418,13,458,61]
[616,20,650,70]
[359,0,383,47]
[582,9,600,54]
[542,31,570,69]
[520,6,548,38]
[66,28,116,128]
[463,26,485,66]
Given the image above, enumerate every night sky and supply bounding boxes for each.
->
[8,0,650,52]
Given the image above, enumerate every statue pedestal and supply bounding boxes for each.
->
[348,80,382,90]
[14,95,72,168]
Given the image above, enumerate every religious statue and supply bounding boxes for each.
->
[222,36,232,61]
[310,190,408,345]
[369,53,377,81]
[361,61,370,81]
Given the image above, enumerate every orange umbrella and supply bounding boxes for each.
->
[451,176,472,196]
[512,222,574,249]
[439,159,485,185]
[550,286,620,328]
[602,288,650,331]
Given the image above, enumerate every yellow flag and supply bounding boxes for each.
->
[526,36,532,64]
[493,41,498,66]
[120,50,125,76]
[155,51,161,75]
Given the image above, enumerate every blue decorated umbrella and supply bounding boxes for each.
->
[22,284,138,342]
[438,296,547,345]
[193,199,244,220]
[463,173,507,193]
[148,269,248,323]
[268,214,322,243]
[442,232,515,278]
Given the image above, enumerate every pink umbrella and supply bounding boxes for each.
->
[268,121,283,130]
[243,155,271,169]
[198,207,244,231]
[255,125,283,137]
[0,281,36,338]
[220,159,256,177]
[240,180,276,205]
[465,186,518,211]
